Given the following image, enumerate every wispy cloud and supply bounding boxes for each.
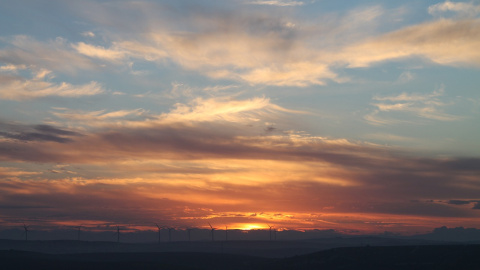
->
[0,73,104,100]
[69,2,343,86]
[364,133,419,143]
[247,0,305,7]
[342,18,480,68]
[81,31,95,38]
[72,2,479,88]
[0,35,98,74]
[0,167,41,178]
[50,96,304,128]
[0,64,27,72]
[428,1,480,17]
[365,87,462,125]
[72,42,126,62]
[3,3,476,90]
[50,108,152,127]
[396,71,415,84]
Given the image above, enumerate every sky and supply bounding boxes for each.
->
[0,0,479,237]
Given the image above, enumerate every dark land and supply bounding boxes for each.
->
[1,238,480,269]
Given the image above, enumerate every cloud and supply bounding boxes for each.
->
[365,87,462,125]
[396,71,415,84]
[0,59,104,100]
[247,1,305,7]
[81,31,96,38]
[237,62,337,86]
[448,200,471,205]
[50,108,153,127]
[364,133,418,143]
[1,127,479,226]
[71,2,343,86]
[50,96,304,128]
[0,122,81,143]
[162,96,304,123]
[0,73,105,100]
[3,2,475,90]
[342,18,480,68]
[0,64,27,72]
[428,1,480,17]
[113,40,168,61]
[0,35,98,74]
[53,2,479,88]
[142,19,334,86]
[1,106,479,230]
[0,167,41,178]
[72,42,126,62]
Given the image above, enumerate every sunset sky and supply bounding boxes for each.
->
[0,0,479,236]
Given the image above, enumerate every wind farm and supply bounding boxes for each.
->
[2,222,480,269]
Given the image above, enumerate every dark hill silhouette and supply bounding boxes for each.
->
[2,245,480,270]
[0,237,451,258]
[412,226,480,242]
[0,250,269,270]
[274,245,480,270]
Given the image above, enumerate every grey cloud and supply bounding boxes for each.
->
[0,131,74,143]
[265,126,276,133]
[473,203,480,210]
[0,205,53,209]
[0,123,81,143]
[34,125,80,137]
[0,121,478,174]
[448,200,471,205]
[438,158,480,172]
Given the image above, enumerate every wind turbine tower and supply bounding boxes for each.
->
[225,225,228,241]
[23,224,29,241]
[187,228,193,242]
[155,223,162,243]
[267,224,274,241]
[115,225,120,243]
[168,227,174,242]
[208,223,217,241]
[75,226,82,241]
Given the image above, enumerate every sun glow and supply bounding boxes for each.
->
[234,223,267,231]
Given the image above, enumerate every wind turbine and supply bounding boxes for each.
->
[168,227,174,242]
[225,225,228,241]
[114,225,121,243]
[208,223,217,241]
[187,228,193,242]
[154,223,162,244]
[267,224,274,241]
[75,225,82,241]
[22,224,30,241]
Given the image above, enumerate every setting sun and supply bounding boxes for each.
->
[233,224,267,231]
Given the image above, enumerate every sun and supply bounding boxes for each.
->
[235,223,266,231]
